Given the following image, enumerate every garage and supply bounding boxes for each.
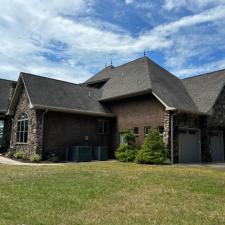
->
[209,130,224,162]
[179,128,201,163]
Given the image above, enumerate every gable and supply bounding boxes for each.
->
[182,69,225,114]
[8,73,114,117]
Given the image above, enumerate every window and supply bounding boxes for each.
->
[144,126,151,136]
[120,133,125,144]
[97,120,109,135]
[16,113,29,143]
[158,126,164,136]
[132,127,139,135]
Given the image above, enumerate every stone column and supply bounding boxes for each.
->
[163,111,170,148]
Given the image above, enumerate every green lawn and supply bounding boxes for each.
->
[0,162,225,225]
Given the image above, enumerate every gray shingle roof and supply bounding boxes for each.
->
[0,79,16,113]
[99,57,199,113]
[182,69,225,113]
[16,73,113,116]
[84,66,114,84]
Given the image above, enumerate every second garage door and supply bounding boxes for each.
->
[179,128,201,163]
[209,130,224,162]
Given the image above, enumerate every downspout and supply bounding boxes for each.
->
[170,111,180,164]
[41,109,48,157]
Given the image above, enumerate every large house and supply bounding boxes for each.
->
[0,56,225,163]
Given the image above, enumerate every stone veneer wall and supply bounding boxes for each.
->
[163,111,170,147]
[207,87,225,127]
[11,88,43,157]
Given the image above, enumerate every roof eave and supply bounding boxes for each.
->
[32,104,115,118]
[100,89,152,102]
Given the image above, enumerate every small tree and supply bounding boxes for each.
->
[115,130,138,162]
[123,130,136,146]
[135,129,170,164]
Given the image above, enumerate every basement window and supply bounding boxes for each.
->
[144,126,151,136]
[158,126,164,136]
[132,127,139,135]
[97,120,109,135]
[16,113,29,143]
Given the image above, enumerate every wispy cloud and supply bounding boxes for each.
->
[0,0,225,83]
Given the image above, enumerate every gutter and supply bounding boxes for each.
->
[32,104,115,118]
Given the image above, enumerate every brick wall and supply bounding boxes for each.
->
[42,112,112,160]
[107,94,166,148]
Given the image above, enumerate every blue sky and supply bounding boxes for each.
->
[0,0,225,83]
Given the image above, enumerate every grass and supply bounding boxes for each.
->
[0,162,225,225]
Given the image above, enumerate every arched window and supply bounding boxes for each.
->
[16,113,29,143]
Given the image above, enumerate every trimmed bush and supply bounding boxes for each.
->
[115,130,138,162]
[6,148,16,158]
[14,151,26,160]
[123,130,136,145]
[30,153,42,162]
[135,129,170,164]
[115,144,138,162]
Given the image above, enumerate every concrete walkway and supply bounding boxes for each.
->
[0,155,61,166]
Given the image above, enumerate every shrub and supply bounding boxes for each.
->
[30,153,42,162]
[123,130,136,145]
[135,129,170,164]
[6,148,16,158]
[14,151,26,160]
[115,144,138,162]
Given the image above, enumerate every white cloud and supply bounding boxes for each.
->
[163,0,225,11]
[0,0,225,83]
[125,0,135,5]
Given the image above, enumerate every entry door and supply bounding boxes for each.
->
[209,130,224,162]
[179,128,201,163]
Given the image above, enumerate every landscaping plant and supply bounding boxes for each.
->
[136,128,170,164]
[30,153,42,162]
[115,130,138,162]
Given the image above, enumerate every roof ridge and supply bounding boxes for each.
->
[21,72,99,91]
[115,56,146,69]
[183,68,225,80]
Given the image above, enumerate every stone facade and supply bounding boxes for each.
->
[207,87,225,128]
[163,111,170,147]
[11,88,43,157]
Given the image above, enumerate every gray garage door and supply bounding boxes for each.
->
[179,128,201,163]
[209,130,224,162]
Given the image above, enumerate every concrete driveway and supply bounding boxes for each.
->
[174,162,225,170]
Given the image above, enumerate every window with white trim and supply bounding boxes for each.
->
[158,126,164,136]
[97,120,109,135]
[16,113,29,143]
[144,126,151,136]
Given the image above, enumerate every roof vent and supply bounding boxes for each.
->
[122,73,124,78]
[88,91,91,97]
